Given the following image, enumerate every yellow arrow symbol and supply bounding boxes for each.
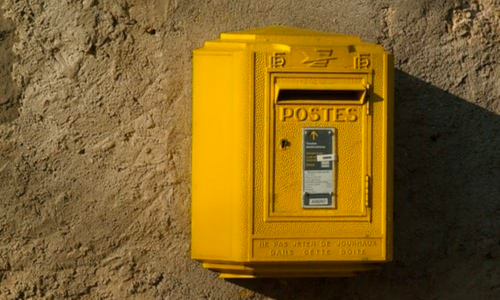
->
[310,131,318,141]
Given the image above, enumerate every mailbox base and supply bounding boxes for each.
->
[202,262,380,278]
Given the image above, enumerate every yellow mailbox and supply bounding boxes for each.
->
[192,26,393,278]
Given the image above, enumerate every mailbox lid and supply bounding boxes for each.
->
[202,26,387,53]
[220,26,361,44]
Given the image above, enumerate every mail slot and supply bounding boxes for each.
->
[192,26,394,278]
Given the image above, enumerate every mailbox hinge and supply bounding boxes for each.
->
[364,175,370,207]
[365,83,371,115]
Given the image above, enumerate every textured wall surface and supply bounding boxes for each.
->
[0,0,499,299]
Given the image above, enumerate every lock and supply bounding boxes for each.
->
[192,26,394,278]
[280,139,290,149]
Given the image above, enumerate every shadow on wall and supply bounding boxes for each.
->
[227,70,500,299]
[0,8,18,124]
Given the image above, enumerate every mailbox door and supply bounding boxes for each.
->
[269,72,371,221]
[251,55,391,264]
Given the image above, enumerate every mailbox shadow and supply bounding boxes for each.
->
[228,70,500,299]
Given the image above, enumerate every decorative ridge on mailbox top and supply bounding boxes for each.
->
[201,26,384,52]
[220,25,355,40]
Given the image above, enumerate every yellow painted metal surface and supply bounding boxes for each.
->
[191,26,394,278]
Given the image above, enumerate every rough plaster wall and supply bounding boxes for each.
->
[0,0,498,299]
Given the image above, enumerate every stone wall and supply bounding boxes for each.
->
[0,0,498,299]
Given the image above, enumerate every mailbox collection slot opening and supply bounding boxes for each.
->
[277,89,364,102]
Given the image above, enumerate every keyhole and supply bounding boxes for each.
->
[280,139,290,149]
